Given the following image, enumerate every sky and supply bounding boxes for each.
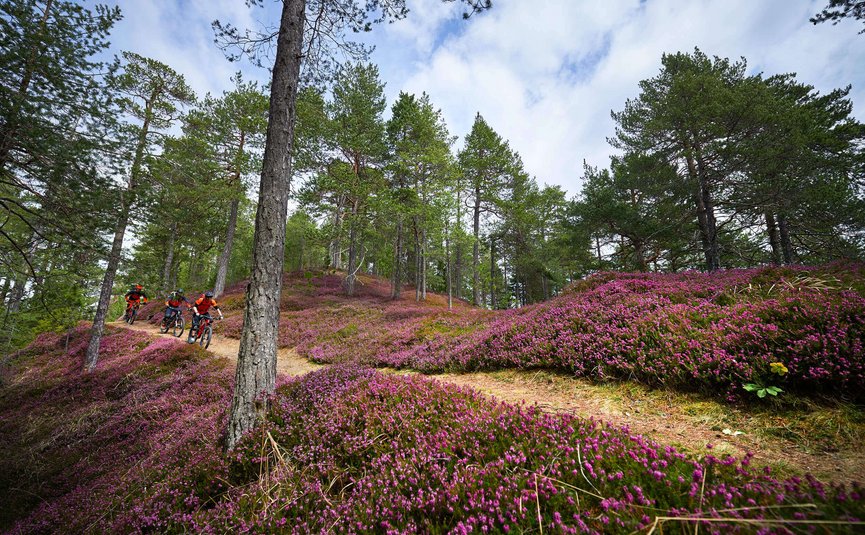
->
[88,0,865,197]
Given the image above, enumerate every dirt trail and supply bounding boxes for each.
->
[111,320,862,484]
[406,370,865,485]
[109,320,322,377]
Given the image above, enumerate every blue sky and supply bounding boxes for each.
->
[90,0,865,196]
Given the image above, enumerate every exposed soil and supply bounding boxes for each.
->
[111,320,864,485]
[109,320,322,377]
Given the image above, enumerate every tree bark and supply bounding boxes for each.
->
[0,277,9,305]
[84,211,128,371]
[445,222,452,310]
[472,185,481,306]
[214,197,240,296]
[489,237,496,309]
[391,218,402,298]
[162,222,177,291]
[683,140,719,271]
[225,0,305,451]
[329,197,344,269]
[765,212,781,264]
[421,227,427,300]
[345,215,358,296]
[7,274,26,313]
[777,212,794,264]
[215,131,245,297]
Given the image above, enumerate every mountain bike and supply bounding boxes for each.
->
[159,307,185,337]
[124,301,143,324]
[187,314,220,349]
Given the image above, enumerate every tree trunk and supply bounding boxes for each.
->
[162,222,177,291]
[764,212,781,264]
[169,254,179,291]
[413,219,421,301]
[472,186,481,306]
[595,235,602,265]
[214,197,240,297]
[633,238,648,272]
[683,141,719,272]
[777,212,794,264]
[345,213,358,296]
[489,237,496,309]
[0,277,9,305]
[84,212,128,371]
[225,0,305,452]
[329,197,344,269]
[421,227,427,301]
[445,223,452,310]
[391,217,402,299]
[7,275,26,313]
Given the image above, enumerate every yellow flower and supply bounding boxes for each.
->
[770,362,788,376]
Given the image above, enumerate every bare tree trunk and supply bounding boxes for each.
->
[214,197,240,297]
[683,142,719,271]
[6,277,25,313]
[421,228,427,301]
[0,277,9,305]
[765,212,782,264]
[445,222,452,310]
[489,237,496,309]
[413,218,421,301]
[595,235,602,265]
[84,212,128,371]
[345,213,358,296]
[391,218,402,299]
[162,222,177,291]
[472,186,481,306]
[329,198,344,269]
[777,212,794,264]
[226,0,305,451]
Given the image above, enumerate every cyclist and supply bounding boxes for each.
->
[124,284,148,318]
[162,288,190,326]
[188,290,223,343]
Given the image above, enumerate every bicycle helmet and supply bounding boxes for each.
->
[135,284,143,290]
[176,288,184,294]
[205,290,214,298]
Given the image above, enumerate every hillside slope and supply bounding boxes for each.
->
[2,325,864,533]
[140,264,865,403]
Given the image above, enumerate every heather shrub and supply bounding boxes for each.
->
[382,265,865,402]
[213,366,864,533]
[4,334,863,533]
[1,325,234,533]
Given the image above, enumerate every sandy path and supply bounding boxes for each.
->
[109,320,323,377]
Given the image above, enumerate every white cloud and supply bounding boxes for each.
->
[366,0,865,195]
[91,0,865,198]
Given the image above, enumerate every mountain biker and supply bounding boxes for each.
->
[163,288,190,325]
[187,290,223,343]
[124,284,148,316]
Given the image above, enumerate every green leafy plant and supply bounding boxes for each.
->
[743,382,783,398]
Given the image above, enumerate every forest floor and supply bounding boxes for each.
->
[111,318,865,485]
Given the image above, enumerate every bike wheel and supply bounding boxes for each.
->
[129,308,137,325]
[160,316,170,334]
[199,325,212,349]
[173,316,185,338]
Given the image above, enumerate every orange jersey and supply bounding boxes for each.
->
[194,296,219,314]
